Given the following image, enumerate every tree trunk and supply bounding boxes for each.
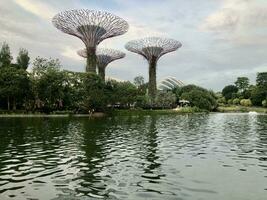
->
[7,96,10,111]
[86,47,97,73]
[13,98,16,110]
[148,57,157,98]
[98,67,106,80]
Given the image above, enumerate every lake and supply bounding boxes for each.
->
[0,113,266,200]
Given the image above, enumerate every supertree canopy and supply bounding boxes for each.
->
[77,48,125,80]
[52,9,128,73]
[125,37,182,98]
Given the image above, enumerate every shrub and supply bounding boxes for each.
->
[227,99,233,105]
[180,86,217,111]
[240,99,252,107]
[153,91,176,109]
[217,97,226,104]
[232,98,240,105]
[262,99,267,107]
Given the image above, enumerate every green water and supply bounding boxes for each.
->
[0,113,266,200]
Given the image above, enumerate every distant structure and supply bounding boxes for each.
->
[52,9,128,73]
[158,77,185,90]
[77,48,125,80]
[125,37,182,98]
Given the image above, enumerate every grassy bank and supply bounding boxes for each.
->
[217,106,267,113]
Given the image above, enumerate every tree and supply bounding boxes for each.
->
[82,73,107,112]
[0,67,30,110]
[175,85,217,111]
[222,85,238,100]
[17,48,30,70]
[134,76,145,88]
[0,42,12,68]
[256,72,267,87]
[235,77,249,93]
[31,57,67,112]
[32,57,61,77]
[251,72,267,106]
[240,99,252,107]
[153,91,176,109]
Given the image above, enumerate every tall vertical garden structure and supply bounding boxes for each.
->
[52,9,128,73]
[77,48,125,80]
[125,37,182,98]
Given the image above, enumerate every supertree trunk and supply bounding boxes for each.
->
[98,67,106,80]
[148,57,157,98]
[86,47,97,73]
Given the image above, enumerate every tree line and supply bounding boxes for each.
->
[219,74,267,107]
[1,42,266,114]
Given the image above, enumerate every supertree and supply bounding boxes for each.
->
[52,9,128,73]
[77,48,125,80]
[125,37,182,98]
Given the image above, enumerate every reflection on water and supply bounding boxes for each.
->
[0,113,266,200]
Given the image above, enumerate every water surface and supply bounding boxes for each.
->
[0,113,266,200]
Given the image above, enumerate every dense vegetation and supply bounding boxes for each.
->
[1,42,266,114]
[219,74,267,108]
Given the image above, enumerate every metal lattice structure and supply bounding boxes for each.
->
[78,48,125,80]
[52,9,129,73]
[158,77,185,90]
[125,37,182,97]
[77,48,125,80]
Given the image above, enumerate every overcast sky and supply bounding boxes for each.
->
[0,0,267,91]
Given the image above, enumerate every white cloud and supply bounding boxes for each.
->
[200,0,267,45]
[14,0,57,20]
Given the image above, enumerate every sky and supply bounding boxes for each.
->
[0,0,267,91]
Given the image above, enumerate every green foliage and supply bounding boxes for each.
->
[153,91,176,109]
[0,67,30,110]
[240,99,252,107]
[222,85,238,100]
[250,73,267,106]
[32,57,61,77]
[82,73,107,112]
[217,97,226,105]
[256,72,267,87]
[235,77,249,93]
[262,99,267,107]
[17,48,30,70]
[179,85,217,111]
[232,98,240,105]
[227,99,233,105]
[0,42,12,67]
[133,76,145,88]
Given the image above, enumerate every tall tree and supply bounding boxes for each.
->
[17,48,30,70]
[256,72,267,88]
[235,77,249,93]
[222,85,238,100]
[0,67,30,110]
[134,76,145,88]
[0,42,12,68]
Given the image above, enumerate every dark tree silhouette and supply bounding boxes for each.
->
[52,9,128,73]
[125,37,181,98]
[78,48,125,80]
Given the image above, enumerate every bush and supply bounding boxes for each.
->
[240,99,252,107]
[227,99,233,105]
[262,99,267,107]
[153,91,176,109]
[180,85,217,111]
[217,97,226,104]
[233,98,240,105]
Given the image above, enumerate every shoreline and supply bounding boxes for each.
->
[0,106,267,117]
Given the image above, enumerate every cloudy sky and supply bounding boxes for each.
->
[0,0,267,91]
